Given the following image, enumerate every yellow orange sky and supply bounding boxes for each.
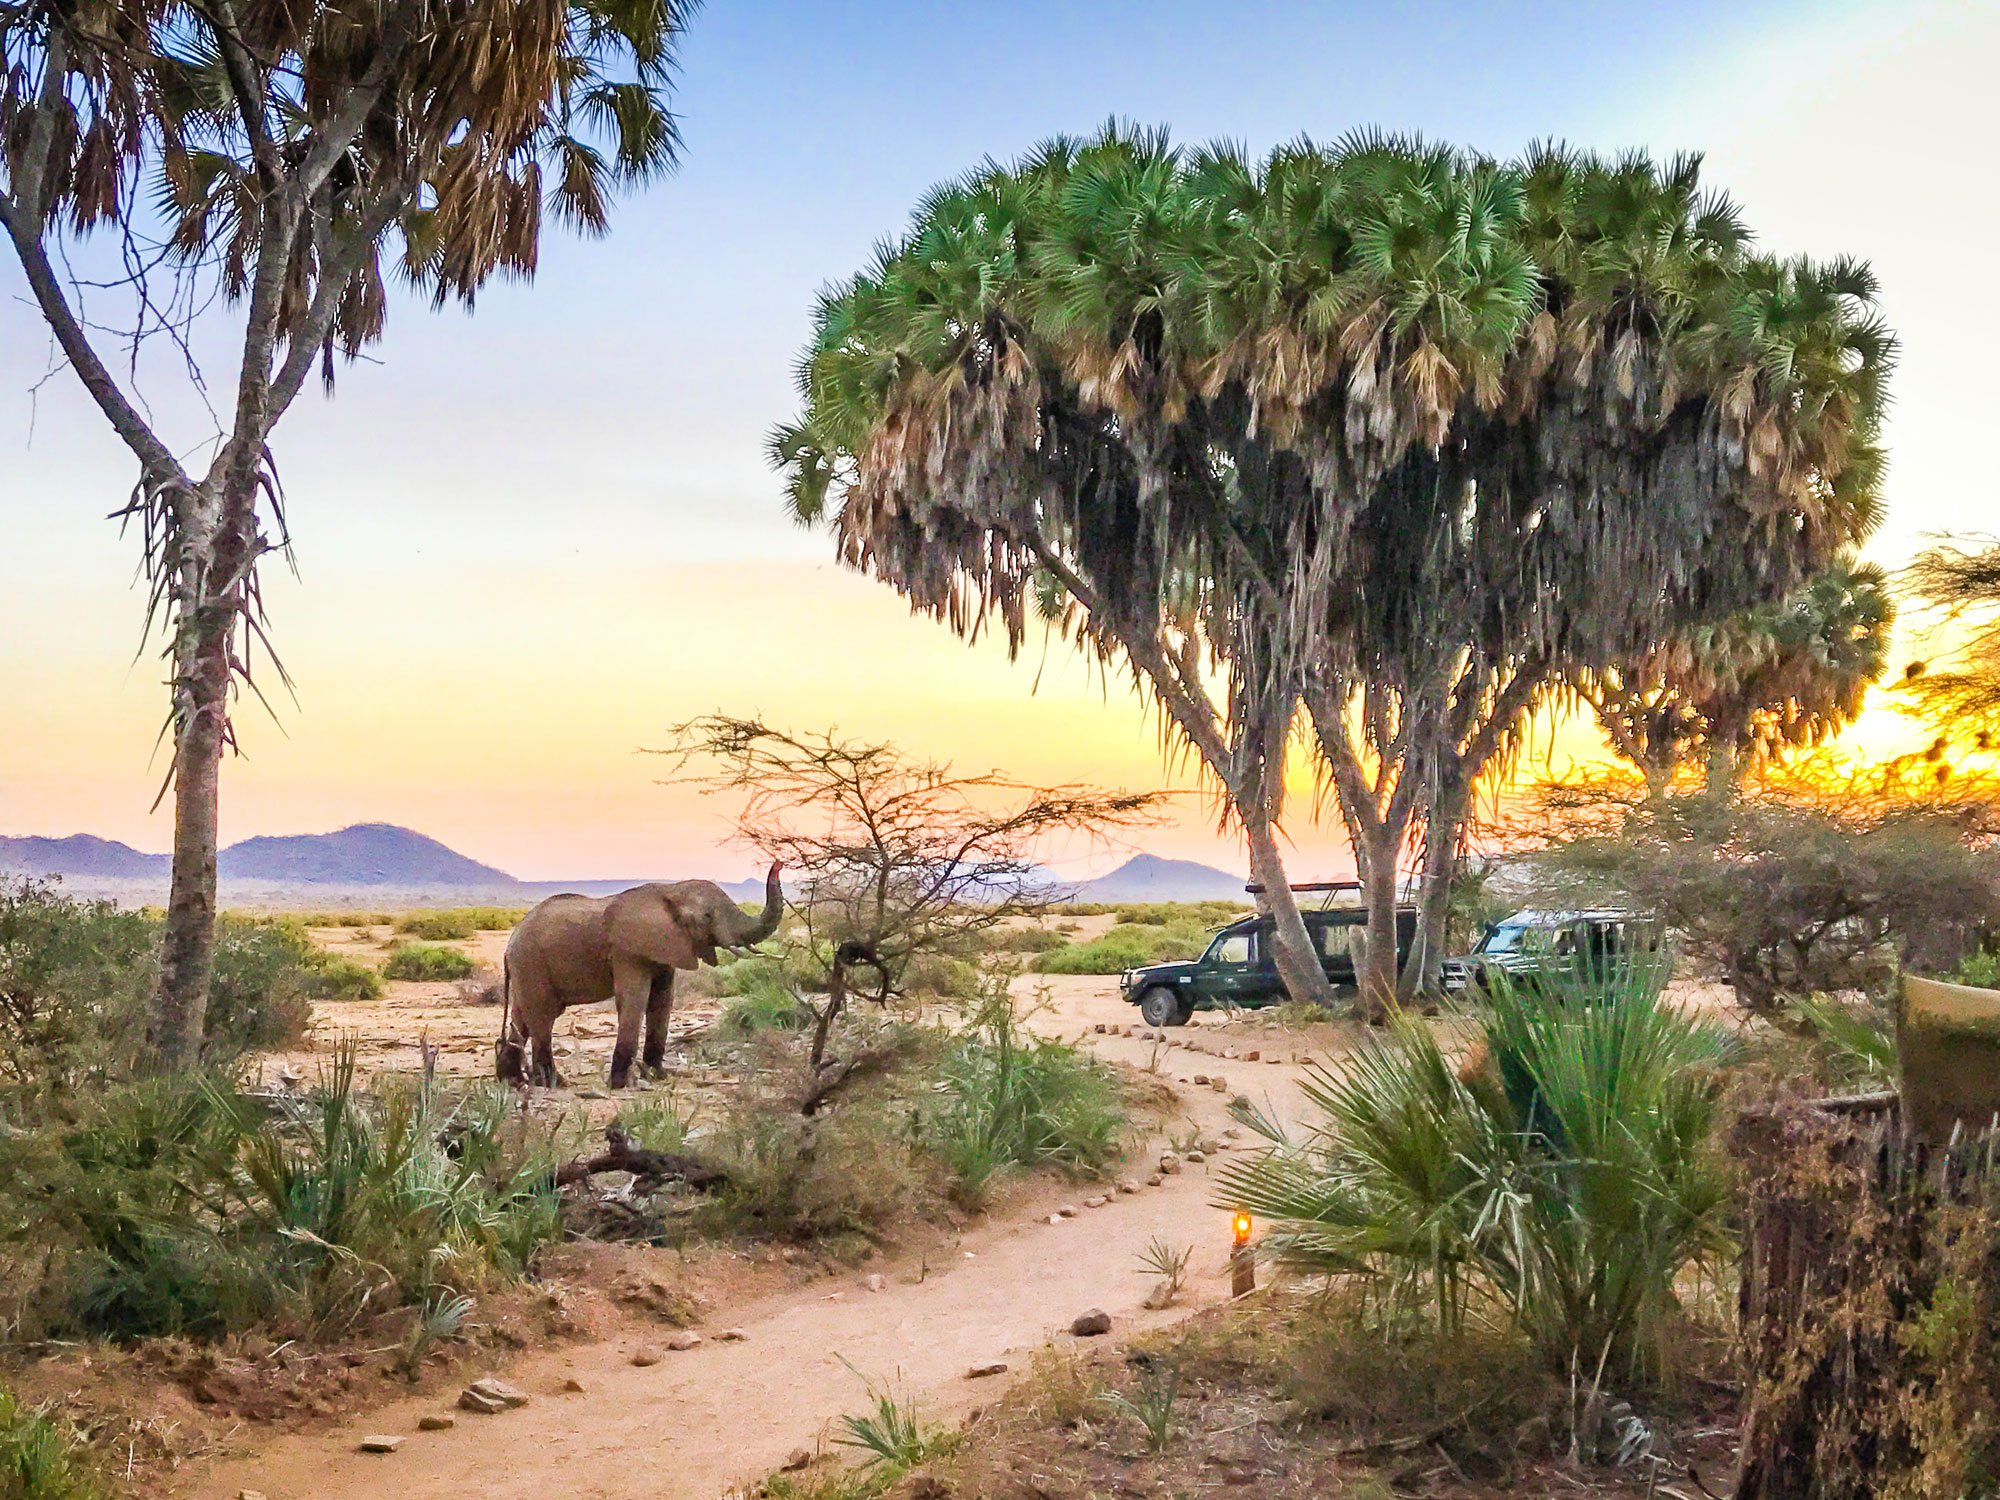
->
[1,0,1993,882]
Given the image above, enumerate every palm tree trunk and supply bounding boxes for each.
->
[1400,796,1460,1005]
[1244,814,1333,1009]
[151,569,235,1069]
[1354,827,1400,1023]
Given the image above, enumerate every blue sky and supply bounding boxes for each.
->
[3,0,1993,877]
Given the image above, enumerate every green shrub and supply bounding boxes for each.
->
[308,955,383,1002]
[0,1054,562,1341]
[382,943,476,982]
[612,1094,693,1154]
[396,908,523,939]
[0,1386,103,1500]
[1033,922,1210,974]
[396,910,478,941]
[1954,949,2000,988]
[1113,901,1248,928]
[0,886,319,1096]
[1219,957,1736,1375]
[919,997,1124,1202]
[979,926,1068,954]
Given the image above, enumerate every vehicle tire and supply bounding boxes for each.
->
[1138,987,1191,1027]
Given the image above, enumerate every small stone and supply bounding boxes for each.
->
[1083,1194,1109,1208]
[1192,1073,1210,1086]
[237,1491,270,1500]
[1146,1173,1164,1187]
[782,1448,813,1472]
[1185,1150,1205,1163]
[965,1362,1008,1379]
[574,1087,607,1100]
[1046,1213,1065,1225]
[1244,1050,1260,1062]
[1160,1156,1182,1174]
[418,1414,455,1431]
[561,1377,587,1393]
[1055,1204,1077,1218]
[1093,1023,1106,1034]
[714,1328,747,1342]
[1115,1180,1138,1194]
[469,1378,529,1408]
[665,1331,702,1351]
[457,1388,507,1414]
[1141,1280,1175,1310]
[1070,1308,1112,1337]
[630,1346,664,1367]
[1223,1127,1241,1139]
[1267,1054,1283,1064]
[1211,1076,1229,1093]
[1222,1048,1239,1060]
[864,1273,887,1293]
[359,1435,403,1453]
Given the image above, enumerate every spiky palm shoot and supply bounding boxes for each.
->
[775,126,1891,1011]
[1217,959,1736,1374]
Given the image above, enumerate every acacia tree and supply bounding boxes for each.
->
[774,127,1890,1018]
[1580,559,1895,799]
[1905,538,2000,742]
[1,0,694,1065]
[662,716,1157,1113]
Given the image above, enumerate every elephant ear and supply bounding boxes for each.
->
[660,890,721,968]
[605,887,705,970]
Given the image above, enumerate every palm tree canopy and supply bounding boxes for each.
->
[775,126,1891,704]
[2,0,695,377]
[1586,558,1896,776]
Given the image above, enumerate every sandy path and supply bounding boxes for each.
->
[182,979,1340,1500]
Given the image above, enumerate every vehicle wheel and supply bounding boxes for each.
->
[1138,987,1191,1027]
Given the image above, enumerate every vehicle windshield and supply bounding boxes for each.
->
[1479,922,1536,954]
[1205,931,1253,966]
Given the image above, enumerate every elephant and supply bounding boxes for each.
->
[499,862,782,1089]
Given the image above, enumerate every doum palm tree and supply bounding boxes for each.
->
[774,125,1890,1019]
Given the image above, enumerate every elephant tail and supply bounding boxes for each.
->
[495,953,526,1084]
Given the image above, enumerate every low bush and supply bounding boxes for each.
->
[0,1053,563,1342]
[978,926,1067,955]
[308,956,383,1002]
[381,943,476,982]
[0,885,322,1096]
[1033,924,1208,975]
[1113,901,1247,928]
[394,908,523,941]
[0,1386,102,1500]
[919,995,1124,1202]
[1219,957,1735,1376]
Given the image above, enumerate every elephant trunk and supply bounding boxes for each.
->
[724,861,783,947]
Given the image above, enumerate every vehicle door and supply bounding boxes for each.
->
[1198,927,1260,1010]
[1313,917,1361,987]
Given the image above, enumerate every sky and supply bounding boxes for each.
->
[2,0,1995,881]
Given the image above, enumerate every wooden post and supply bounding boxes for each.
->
[1231,1213,1255,1297]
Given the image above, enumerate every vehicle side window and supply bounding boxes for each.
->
[1211,932,1253,966]
[1316,924,1353,959]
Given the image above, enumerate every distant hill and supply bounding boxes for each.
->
[219,823,520,887]
[0,833,168,878]
[1075,854,1247,903]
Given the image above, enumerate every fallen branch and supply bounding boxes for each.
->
[553,1126,727,1190]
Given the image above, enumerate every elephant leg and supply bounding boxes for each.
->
[642,969,677,1076]
[530,1025,562,1089]
[608,957,652,1089]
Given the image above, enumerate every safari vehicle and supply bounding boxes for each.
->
[1119,899,1420,1026]
[1439,908,1664,995]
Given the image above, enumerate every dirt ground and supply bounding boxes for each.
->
[155,924,1382,1500]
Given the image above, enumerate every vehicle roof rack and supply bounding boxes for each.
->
[1243,880,1362,894]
